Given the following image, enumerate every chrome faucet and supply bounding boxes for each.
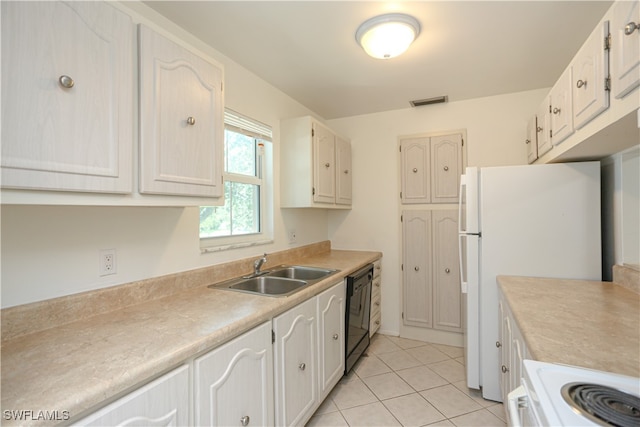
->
[254,253,267,275]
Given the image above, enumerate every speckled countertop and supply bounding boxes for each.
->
[497,275,640,377]
[1,245,381,426]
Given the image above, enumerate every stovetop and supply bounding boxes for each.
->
[523,360,640,426]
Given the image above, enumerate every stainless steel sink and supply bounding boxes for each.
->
[265,265,337,281]
[209,265,338,297]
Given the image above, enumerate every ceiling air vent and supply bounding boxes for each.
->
[410,96,448,107]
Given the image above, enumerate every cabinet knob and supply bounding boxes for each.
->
[187,116,196,126]
[333,333,339,340]
[58,75,74,89]
[501,365,509,373]
[443,166,449,171]
[496,341,502,348]
[240,415,250,426]
[412,168,418,173]
[344,169,349,174]
[375,301,380,306]
[375,282,380,287]
[536,126,543,133]
[414,266,419,271]
[576,79,587,89]
[525,139,531,145]
[552,107,561,115]
[375,320,380,325]
[625,22,639,35]
[299,363,306,371]
[325,163,330,168]
[445,268,450,274]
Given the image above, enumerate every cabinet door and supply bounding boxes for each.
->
[335,136,352,205]
[431,134,462,203]
[317,282,346,400]
[525,116,538,164]
[432,210,462,332]
[572,21,610,130]
[1,1,133,194]
[611,1,640,99]
[274,297,317,426]
[194,322,273,427]
[312,122,336,204]
[139,25,224,198]
[536,99,552,157]
[550,67,574,145]
[402,210,432,328]
[76,365,189,426]
[400,138,430,204]
[500,302,512,403]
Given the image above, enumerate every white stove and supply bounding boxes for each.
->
[508,360,640,426]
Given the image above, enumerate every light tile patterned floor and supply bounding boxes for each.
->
[306,334,506,427]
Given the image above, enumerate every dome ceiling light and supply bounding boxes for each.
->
[355,13,421,59]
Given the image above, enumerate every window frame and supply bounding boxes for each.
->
[200,110,273,252]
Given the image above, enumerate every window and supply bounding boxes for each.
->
[200,110,273,250]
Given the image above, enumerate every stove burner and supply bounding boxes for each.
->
[561,382,640,427]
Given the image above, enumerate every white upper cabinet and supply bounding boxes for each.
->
[572,21,610,130]
[138,25,224,198]
[280,116,352,209]
[550,67,575,146]
[525,115,538,164]
[430,134,463,203]
[1,1,133,194]
[400,138,431,204]
[611,0,640,98]
[536,99,552,158]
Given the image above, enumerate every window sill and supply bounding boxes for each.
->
[200,238,274,254]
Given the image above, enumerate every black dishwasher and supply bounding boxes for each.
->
[344,264,373,375]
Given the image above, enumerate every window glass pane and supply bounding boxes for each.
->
[225,129,256,176]
[230,182,260,235]
[199,183,231,238]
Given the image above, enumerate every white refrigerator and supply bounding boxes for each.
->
[458,162,602,402]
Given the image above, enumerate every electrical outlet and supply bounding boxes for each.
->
[288,230,297,244]
[99,249,117,276]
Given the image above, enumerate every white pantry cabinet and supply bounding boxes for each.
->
[138,24,224,198]
[317,281,346,400]
[572,21,610,130]
[280,116,352,209]
[273,297,318,426]
[75,365,189,426]
[400,134,463,204]
[1,1,133,194]
[611,0,640,99]
[194,321,273,427]
[402,210,461,333]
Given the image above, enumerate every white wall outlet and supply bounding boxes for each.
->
[99,249,117,276]
[288,230,297,244]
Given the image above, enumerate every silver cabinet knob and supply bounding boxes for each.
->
[414,266,419,271]
[240,415,250,426]
[299,363,306,371]
[445,268,450,274]
[525,139,531,145]
[333,333,339,340]
[344,169,349,174]
[552,107,561,115]
[412,167,418,173]
[496,341,502,348]
[325,163,330,168]
[625,22,639,35]
[187,116,196,126]
[375,301,380,306]
[576,80,587,89]
[443,166,449,171]
[58,75,74,89]
[536,126,543,133]
[501,365,509,373]
[375,320,380,325]
[375,282,380,287]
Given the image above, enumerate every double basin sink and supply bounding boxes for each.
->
[209,265,338,297]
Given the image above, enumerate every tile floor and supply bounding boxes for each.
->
[306,334,506,427]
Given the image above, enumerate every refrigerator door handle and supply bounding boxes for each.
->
[459,234,468,294]
[458,175,467,234]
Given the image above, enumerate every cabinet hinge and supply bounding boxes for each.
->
[462,138,464,146]
[272,330,275,344]
[400,191,403,199]
[401,264,404,271]
[402,312,404,319]
[399,145,402,152]
[401,214,403,222]
[312,128,315,137]
[605,76,611,91]
[312,187,316,196]
[605,33,611,50]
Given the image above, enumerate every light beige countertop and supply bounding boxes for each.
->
[1,243,381,426]
[497,275,640,378]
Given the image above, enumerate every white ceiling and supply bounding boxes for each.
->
[144,1,613,120]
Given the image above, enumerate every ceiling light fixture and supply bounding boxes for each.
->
[356,13,421,59]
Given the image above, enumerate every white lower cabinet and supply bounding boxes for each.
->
[498,289,530,405]
[317,281,346,400]
[194,321,274,427]
[273,297,318,426]
[75,365,189,426]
